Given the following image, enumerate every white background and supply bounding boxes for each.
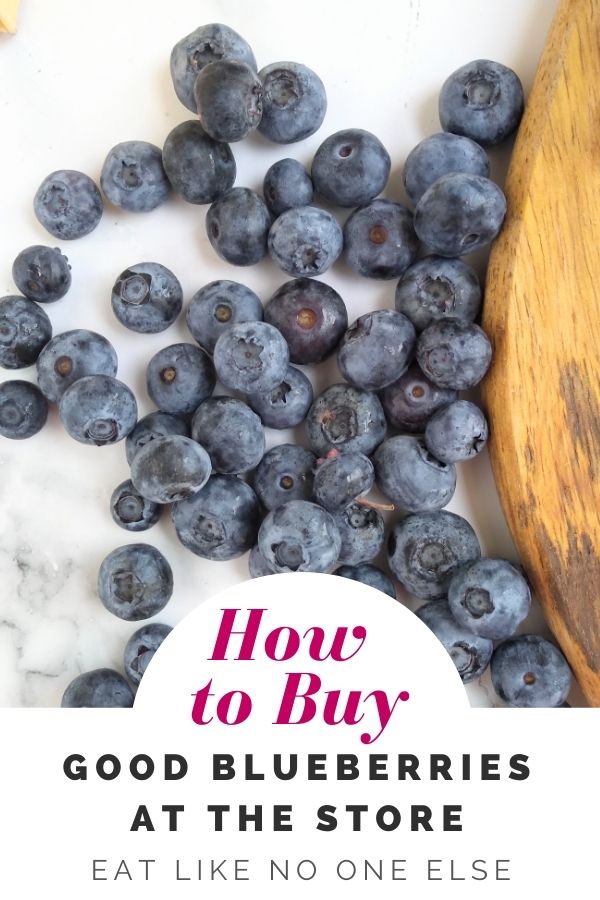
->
[0,0,575,707]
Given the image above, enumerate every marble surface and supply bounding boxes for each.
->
[0,0,581,707]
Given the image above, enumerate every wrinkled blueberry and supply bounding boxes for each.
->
[268,206,343,278]
[263,159,314,216]
[146,343,216,415]
[424,399,489,463]
[380,365,457,433]
[417,320,492,390]
[191,397,265,474]
[403,132,490,204]
[0,380,47,439]
[335,563,396,599]
[395,255,481,331]
[59,375,137,446]
[254,443,316,510]
[343,199,418,280]
[374,435,456,511]
[111,263,182,334]
[194,60,263,142]
[337,310,416,391]
[206,188,271,265]
[439,59,524,146]
[333,502,385,566]
[213,321,289,394]
[313,451,374,513]
[258,500,341,573]
[34,169,103,240]
[124,622,172,686]
[247,365,313,429]
[0,295,52,369]
[186,280,263,354]
[36,329,118,402]
[101,141,170,212]
[417,600,493,683]
[312,129,391,207]
[491,635,572,707]
[61,668,134,708]
[258,61,326,143]
[12,245,71,303]
[264,278,347,364]
[130,435,212,503]
[448,557,531,640]
[162,121,236,204]
[306,383,386,457]
[110,479,161,532]
[126,411,189,465]
[98,543,173,621]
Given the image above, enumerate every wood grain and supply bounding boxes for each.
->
[482,0,600,705]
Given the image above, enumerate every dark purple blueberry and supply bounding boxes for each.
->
[439,59,524,146]
[258,61,327,144]
[248,544,275,578]
[162,121,236,205]
[110,479,161,532]
[395,256,481,331]
[59,375,137,446]
[186,280,263,354]
[61,669,134,707]
[98,544,173,621]
[254,443,316,510]
[194,60,263,142]
[36,329,118,402]
[126,411,189,465]
[403,132,490,204]
[306,383,386,457]
[491,635,572,707]
[0,295,52,370]
[264,278,347,364]
[416,320,492,390]
[337,310,416,391]
[416,600,493,683]
[424,399,489,463]
[263,159,314,216]
[312,128,391,207]
[206,188,271,265]
[343,199,418,280]
[124,623,172,686]
[335,563,396,599]
[313,451,374,513]
[130,435,212,504]
[101,141,170,212]
[268,206,343,277]
[146,343,216,415]
[191,397,265,474]
[12,245,71,303]
[380,365,457,434]
[111,263,182,334]
[333,502,385,565]
[0,380,47,439]
[34,169,103,240]
[373,435,456,512]
[247,365,313,429]
[213,321,289,395]
[448,558,531,640]
[258,500,341,573]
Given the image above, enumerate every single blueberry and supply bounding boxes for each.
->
[12,245,71,303]
[395,255,482,331]
[61,668,134,708]
[335,563,396,599]
[126,411,189,465]
[170,23,256,113]
[171,474,260,560]
[333,502,385,566]
[417,320,492,390]
[387,510,481,600]
[264,278,347,364]
[491,635,572,707]
[268,205,343,278]
[206,188,271,266]
[448,558,531,640]
[380,364,458,433]
[0,295,52,369]
[248,544,275,578]
[124,623,172,686]
[403,132,490,204]
[337,310,416,391]
[186,280,263,354]
[191,397,265,474]
[439,59,524,146]
[247,365,313,429]
[110,479,161,532]
[424,399,489,463]
[373,435,456,512]
[34,169,103,240]
[146,343,216,415]
[258,61,327,143]
[312,129,391,207]
[194,60,263,142]
[313,451,374,513]
[343,199,418,280]
[306,383,386,457]
[36,329,118,402]
[254,444,316,510]
[111,263,182,334]
[414,172,506,257]
[416,600,493,684]
[213,321,289,395]
[258,500,341,573]
[162,121,236,205]
[0,381,47,439]
[263,159,314,217]
[98,543,173,621]
[101,141,170,212]
[59,375,137,446]
[130,435,212,504]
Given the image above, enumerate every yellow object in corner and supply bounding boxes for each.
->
[0,0,21,33]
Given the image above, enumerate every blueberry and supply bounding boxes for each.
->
[0,381,47,439]
[254,444,316,510]
[12,245,71,303]
[130,435,212,504]
[395,256,481,331]
[491,635,572,707]
[0,295,52,369]
[264,278,347,364]
[213,321,289,394]
[186,280,263,354]
[191,397,265,474]
[124,622,172,686]
[126,411,189,465]
[403,132,490,205]
[313,451,374,513]
[416,600,493,684]
[162,121,236,205]
[258,500,341,573]
[312,129,391,207]
[448,558,531,640]
[36,329,118,402]
[171,474,260,560]
[34,169,103,240]
[268,206,343,277]
[263,159,314,216]
[424,400,488,463]
[343,199,418,280]
[373,435,456,511]
[111,263,182,334]
[414,173,506,257]
[387,510,481,600]
[258,62,327,143]
[194,60,263,142]
[59,375,137,446]
[101,141,170,212]
[417,320,492,390]
[337,310,416,391]
[98,543,173,621]
[248,544,275,578]
[61,668,134,708]
[335,563,396,599]
[333,502,385,566]
[247,365,313,429]
[306,383,386,457]
[380,365,457,434]
[146,343,216,415]
[206,188,271,266]
[170,23,256,113]
[110,479,161,532]
[439,59,524,146]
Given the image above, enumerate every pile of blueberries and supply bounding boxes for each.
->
[1,23,573,709]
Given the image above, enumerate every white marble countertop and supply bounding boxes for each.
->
[1,0,581,707]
